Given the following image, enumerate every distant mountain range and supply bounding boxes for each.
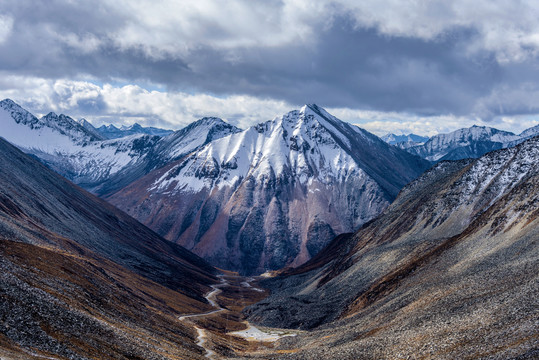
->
[381,133,429,145]
[380,133,429,149]
[93,122,174,139]
[382,124,539,162]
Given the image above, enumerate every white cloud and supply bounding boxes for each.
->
[0,75,537,136]
[105,0,321,59]
[15,0,531,64]
[0,76,293,129]
[87,0,539,63]
[332,0,539,63]
[0,15,13,44]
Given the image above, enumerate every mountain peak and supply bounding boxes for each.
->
[115,106,430,274]
[43,111,59,118]
[301,103,334,121]
[177,116,237,135]
[194,116,228,127]
[0,98,18,107]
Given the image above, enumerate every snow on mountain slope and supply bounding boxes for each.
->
[97,116,241,196]
[0,99,157,192]
[152,117,242,165]
[107,104,430,275]
[519,124,539,139]
[0,99,240,195]
[405,125,521,161]
[0,99,98,152]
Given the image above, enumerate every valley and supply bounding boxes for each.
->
[2,2,539,359]
[0,100,537,359]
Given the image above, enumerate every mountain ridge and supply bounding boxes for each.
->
[96,122,174,139]
[404,124,522,161]
[0,99,241,196]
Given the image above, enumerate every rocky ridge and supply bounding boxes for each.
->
[0,137,225,359]
[404,125,522,161]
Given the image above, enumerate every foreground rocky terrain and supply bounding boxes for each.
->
[243,136,539,359]
[0,138,222,359]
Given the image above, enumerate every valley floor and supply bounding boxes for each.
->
[177,273,302,359]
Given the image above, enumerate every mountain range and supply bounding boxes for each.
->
[3,98,539,275]
[0,99,240,195]
[94,122,174,139]
[380,133,429,149]
[0,99,429,274]
[0,97,537,359]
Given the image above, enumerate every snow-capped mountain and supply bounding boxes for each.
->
[0,99,240,195]
[98,117,241,195]
[78,118,106,140]
[107,104,430,275]
[381,133,429,147]
[96,122,174,139]
[519,124,539,139]
[405,125,522,162]
[0,99,103,149]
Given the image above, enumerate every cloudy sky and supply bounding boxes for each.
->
[1,0,539,135]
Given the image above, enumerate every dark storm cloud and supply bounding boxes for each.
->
[1,0,539,123]
[183,22,503,115]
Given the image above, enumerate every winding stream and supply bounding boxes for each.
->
[179,275,293,359]
[179,275,227,358]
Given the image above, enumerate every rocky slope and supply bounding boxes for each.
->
[107,104,430,275]
[78,118,107,139]
[0,137,225,359]
[243,136,539,359]
[0,99,240,195]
